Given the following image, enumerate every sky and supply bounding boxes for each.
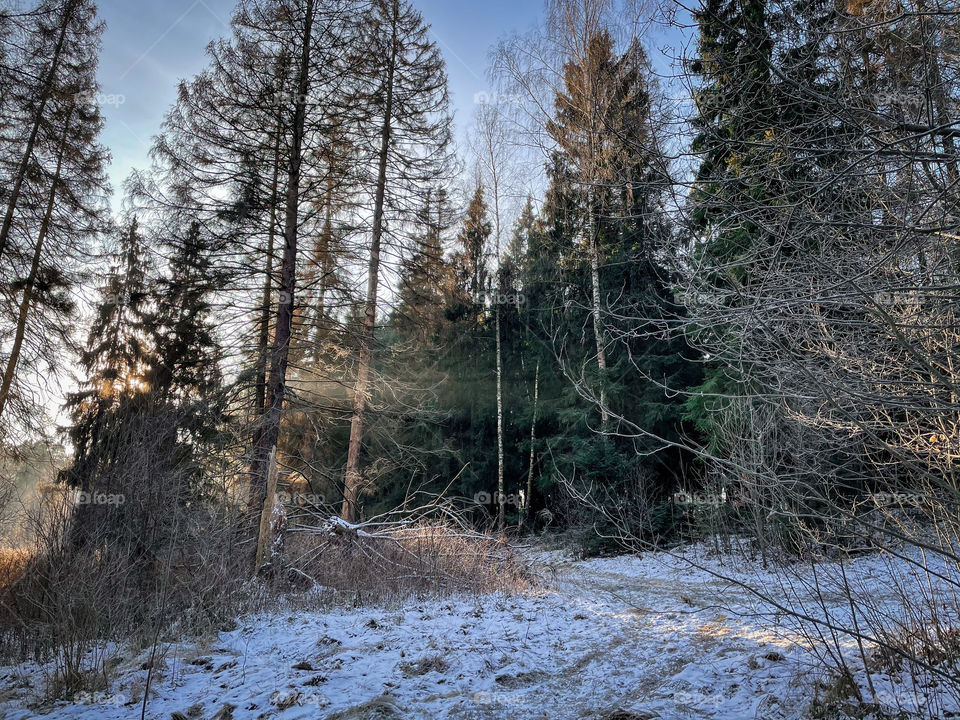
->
[94,0,547,207]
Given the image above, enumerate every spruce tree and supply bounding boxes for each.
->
[61,217,154,548]
[148,220,228,458]
[0,0,109,433]
[341,0,453,522]
[394,187,454,344]
[515,29,703,542]
[453,184,491,313]
[683,0,775,452]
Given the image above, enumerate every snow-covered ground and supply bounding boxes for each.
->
[0,543,954,719]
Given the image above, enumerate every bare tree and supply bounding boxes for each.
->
[341,0,453,522]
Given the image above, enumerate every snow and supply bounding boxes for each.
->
[1,542,956,719]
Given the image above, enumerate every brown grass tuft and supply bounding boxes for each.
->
[281,519,536,603]
[0,547,31,591]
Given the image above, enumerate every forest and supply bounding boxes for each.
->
[0,0,959,718]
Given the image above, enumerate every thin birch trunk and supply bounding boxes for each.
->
[495,302,505,529]
[588,210,608,427]
[522,359,539,530]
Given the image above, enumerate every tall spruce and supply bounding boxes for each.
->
[148,220,227,451]
[341,0,453,522]
[61,217,153,545]
[683,0,775,452]
[0,0,108,432]
[394,187,454,344]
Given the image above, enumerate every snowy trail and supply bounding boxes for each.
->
[0,549,855,720]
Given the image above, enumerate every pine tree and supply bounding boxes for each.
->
[0,0,109,432]
[394,187,454,344]
[453,185,491,313]
[341,0,453,522]
[148,220,227,454]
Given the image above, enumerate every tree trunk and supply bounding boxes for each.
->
[342,7,397,523]
[254,447,279,571]
[0,0,74,263]
[247,0,315,518]
[581,33,607,429]
[0,107,71,420]
[495,303,505,529]
[588,211,608,427]
[522,359,539,530]
[312,178,335,364]
[254,110,284,418]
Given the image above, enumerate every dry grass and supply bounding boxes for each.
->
[0,504,255,699]
[282,518,537,603]
[0,491,535,705]
[0,547,31,591]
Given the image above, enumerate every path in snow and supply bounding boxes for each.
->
[0,548,852,720]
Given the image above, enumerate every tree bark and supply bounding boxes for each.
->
[522,359,539,530]
[312,177,335,363]
[248,0,315,518]
[254,108,284,418]
[495,302,505,529]
[588,208,608,427]
[342,4,397,523]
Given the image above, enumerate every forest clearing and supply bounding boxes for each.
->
[3,539,955,720]
[1,0,959,717]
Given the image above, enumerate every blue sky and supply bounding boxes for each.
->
[94,0,546,205]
